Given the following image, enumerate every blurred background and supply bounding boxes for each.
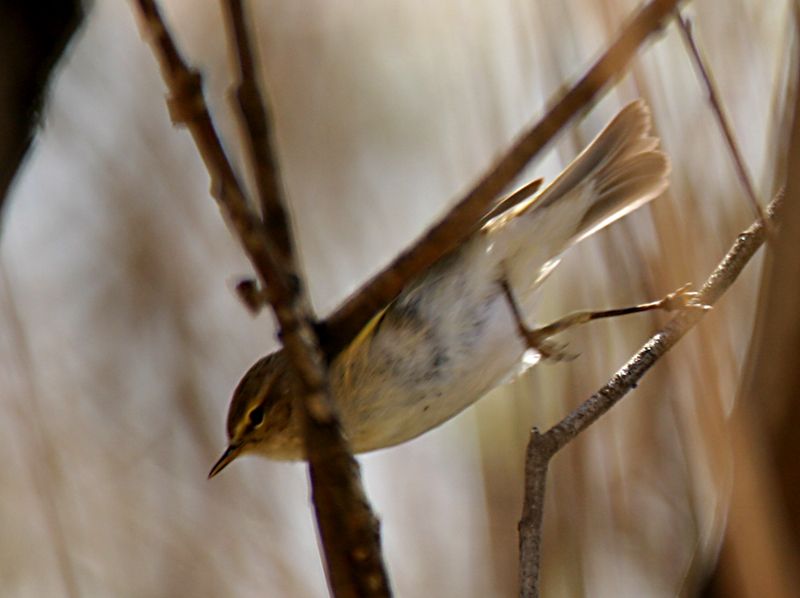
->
[0,0,794,596]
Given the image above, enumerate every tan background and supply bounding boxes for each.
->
[0,1,790,596]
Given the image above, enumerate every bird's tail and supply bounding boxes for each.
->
[487,100,670,253]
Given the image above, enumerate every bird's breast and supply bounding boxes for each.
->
[330,238,530,452]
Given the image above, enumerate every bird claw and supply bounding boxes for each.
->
[660,283,712,312]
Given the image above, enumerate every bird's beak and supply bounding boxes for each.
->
[208,443,244,479]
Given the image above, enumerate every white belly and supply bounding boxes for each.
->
[330,234,539,452]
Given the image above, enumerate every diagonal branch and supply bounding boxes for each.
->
[518,192,783,598]
[318,0,688,358]
[133,1,391,596]
[675,11,768,228]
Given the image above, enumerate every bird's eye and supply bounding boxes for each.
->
[248,405,266,429]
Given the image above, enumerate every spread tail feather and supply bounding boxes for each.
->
[487,100,670,249]
[535,99,670,244]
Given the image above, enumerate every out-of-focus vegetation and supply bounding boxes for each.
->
[0,1,793,596]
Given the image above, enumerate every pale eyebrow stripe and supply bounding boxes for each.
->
[252,369,277,408]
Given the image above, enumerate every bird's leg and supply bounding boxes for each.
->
[499,280,709,362]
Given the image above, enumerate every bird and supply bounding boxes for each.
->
[209,100,671,476]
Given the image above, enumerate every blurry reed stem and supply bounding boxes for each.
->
[0,263,80,598]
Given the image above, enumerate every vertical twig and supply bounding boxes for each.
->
[133,0,291,303]
[518,431,555,598]
[225,0,293,263]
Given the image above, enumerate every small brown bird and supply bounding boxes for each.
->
[210,100,670,476]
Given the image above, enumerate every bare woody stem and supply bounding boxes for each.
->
[226,0,293,262]
[133,0,290,305]
[518,192,783,598]
[222,6,391,595]
[133,1,391,596]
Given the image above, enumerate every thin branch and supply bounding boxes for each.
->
[676,11,769,228]
[226,0,293,262]
[133,0,291,305]
[318,0,688,358]
[133,1,391,596]
[518,192,783,598]
[224,2,392,593]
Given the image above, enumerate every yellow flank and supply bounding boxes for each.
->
[339,305,389,392]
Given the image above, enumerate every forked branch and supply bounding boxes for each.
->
[133,1,391,596]
[222,3,392,595]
